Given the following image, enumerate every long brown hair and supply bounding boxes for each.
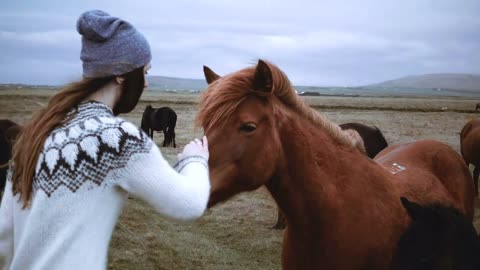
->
[12,66,145,207]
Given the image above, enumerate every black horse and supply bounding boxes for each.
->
[339,122,389,159]
[272,122,389,229]
[141,105,177,148]
[391,197,480,270]
[0,119,21,198]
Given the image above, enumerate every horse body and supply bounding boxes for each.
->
[197,60,475,270]
[376,140,475,217]
[267,115,404,269]
[268,108,473,269]
[460,118,480,196]
[273,122,389,229]
[141,105,177,147]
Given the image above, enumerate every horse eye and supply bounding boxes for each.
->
[240,123,257,133]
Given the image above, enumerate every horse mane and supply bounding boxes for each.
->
[196,61,363,150]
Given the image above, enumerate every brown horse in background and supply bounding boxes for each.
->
[460,118,480,196]
[197,60,475,270]
[273,122,389,229]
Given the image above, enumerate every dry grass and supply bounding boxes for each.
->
[0,88,479,269]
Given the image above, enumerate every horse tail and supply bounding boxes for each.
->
[140,121,148,135]
[163,133,171,147]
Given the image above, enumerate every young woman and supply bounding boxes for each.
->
[0,10,210,269]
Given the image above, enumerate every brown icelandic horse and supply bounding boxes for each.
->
[460,118,480,196]
[273,122,389,229]
[196,60,475,270]
[141,105,177,147]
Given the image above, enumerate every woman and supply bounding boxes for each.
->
[0,10,210,269]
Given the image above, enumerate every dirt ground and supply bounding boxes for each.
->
[0,88,479,270]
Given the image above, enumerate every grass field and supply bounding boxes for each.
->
[1,88,479,269]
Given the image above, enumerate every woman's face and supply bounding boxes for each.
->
[113,63,151,115]
[143,62,151,89]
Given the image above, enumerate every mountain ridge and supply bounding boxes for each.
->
[366,73,480,91]
[2,73,479,93]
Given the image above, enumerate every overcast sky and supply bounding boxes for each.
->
[1,0,479,86]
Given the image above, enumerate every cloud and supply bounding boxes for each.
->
[0,0,479,86]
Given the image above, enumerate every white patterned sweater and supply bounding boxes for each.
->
[0,101,210,270]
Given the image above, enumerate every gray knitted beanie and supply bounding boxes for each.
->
[77,10,151,78]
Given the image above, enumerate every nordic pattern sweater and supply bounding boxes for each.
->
[0,101,210,270]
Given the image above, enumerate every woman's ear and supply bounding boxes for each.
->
[115,76,125,85]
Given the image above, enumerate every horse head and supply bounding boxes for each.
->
[391,197,480,270]
[198,60,283,206]
[197,60,359,207]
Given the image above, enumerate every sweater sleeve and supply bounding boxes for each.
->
[113,122,210,221]
[0,172,14,270]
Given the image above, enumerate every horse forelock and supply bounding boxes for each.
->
[196,61,360,150]
[196,67,255,132]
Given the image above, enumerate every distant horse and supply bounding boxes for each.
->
[391,197,480,270]
[340,123,388,159]
[272,122,389,229]
[141,105,177,148]
[0,119,22,198]
[460,118,480,196]
[197,60,475,270]
[475,103,480,111]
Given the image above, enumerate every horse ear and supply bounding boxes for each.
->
[253,59,273,93]
[401,197,423,221]
[203,65,220,84]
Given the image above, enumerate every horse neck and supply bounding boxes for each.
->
[265,113,397,232]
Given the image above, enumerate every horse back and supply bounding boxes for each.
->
[161,107,177,126]
[460,118,480,165]
[375,140,475,219]
[145,107,176,131]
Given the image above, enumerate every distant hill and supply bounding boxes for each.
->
[0,83,57,90]
[149,73,480,94]
[147,76,206,92]
[2,73,480,97]
[368,73,480,91]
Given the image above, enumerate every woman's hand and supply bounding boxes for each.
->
[177,136,209,161]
